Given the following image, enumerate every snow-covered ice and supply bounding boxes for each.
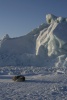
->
[0,14,67,99]
[0,14,67,67]
[0,66,67,100]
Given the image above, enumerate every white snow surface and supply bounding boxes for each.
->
[0,66,67,100]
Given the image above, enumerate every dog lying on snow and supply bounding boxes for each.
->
[12,75,25,82]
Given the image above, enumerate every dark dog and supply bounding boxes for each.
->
[12,75,25,82]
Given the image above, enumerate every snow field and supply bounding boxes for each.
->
[0,66,67,100]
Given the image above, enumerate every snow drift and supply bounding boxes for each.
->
[0,14,67,67]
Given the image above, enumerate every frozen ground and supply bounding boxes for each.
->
[0,66,67,100]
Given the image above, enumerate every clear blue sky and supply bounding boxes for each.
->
[0,0,67,38]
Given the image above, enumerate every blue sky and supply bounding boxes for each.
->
[0,0,67,38]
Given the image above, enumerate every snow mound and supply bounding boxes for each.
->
[36,14,67,57]
[2,34,10,40]
[0,14,67,67]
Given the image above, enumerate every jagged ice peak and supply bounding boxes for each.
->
[46,14,67,24]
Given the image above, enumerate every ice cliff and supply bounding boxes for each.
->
[0,14,67,67]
